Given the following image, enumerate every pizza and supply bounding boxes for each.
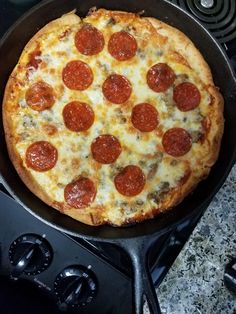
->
[2,9,224,226]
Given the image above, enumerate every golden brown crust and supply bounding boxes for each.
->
[89,9,168,47]
[146,16,224,210]
[2,12,92,226]
[146,17,214,85]
[22,11,80,55]
[3,9,224,227]
[3,108,55,211]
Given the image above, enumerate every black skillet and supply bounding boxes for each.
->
[0,0,236,313]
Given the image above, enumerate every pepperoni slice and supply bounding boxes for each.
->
[131,103,159,132]
[62,60,93,90]
[108,31,137,61]
[114,165,145,197]
[64,177,96,209]
[63,101,94,132]
[102,74,132,104]
[26,141,58,172]
[162,128,192,157]
[91,134,121,164]
[147,63,176,93]
[173,82,201,111]
[75,24,105,56]
[25,81,55,111]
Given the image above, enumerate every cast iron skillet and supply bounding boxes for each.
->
[0,0,236,313]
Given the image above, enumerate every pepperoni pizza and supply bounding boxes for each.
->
[3,9,224,226]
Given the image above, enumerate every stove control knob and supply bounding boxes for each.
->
[54,266,97,310]
[9,234,53,278]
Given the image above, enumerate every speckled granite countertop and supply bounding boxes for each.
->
[145,164,236,314]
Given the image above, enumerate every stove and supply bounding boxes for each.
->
[0,0,235,313]
[0,184,208,314]
[168,0,236,66]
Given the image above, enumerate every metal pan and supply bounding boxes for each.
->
[0,0,236,313]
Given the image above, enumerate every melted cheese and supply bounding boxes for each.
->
[8,10,213,225]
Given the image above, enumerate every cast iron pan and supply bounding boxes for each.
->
[0,0,236,313]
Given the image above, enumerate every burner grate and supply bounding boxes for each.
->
[168,0,236,43]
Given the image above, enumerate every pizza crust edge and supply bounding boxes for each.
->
[3,12,97,226]
[147,17,224,168]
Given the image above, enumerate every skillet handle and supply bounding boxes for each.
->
[118,238,162,314]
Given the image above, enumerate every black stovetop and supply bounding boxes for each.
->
[168,0,236,68]
[0,184,208,314]
[0,1,236,313]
